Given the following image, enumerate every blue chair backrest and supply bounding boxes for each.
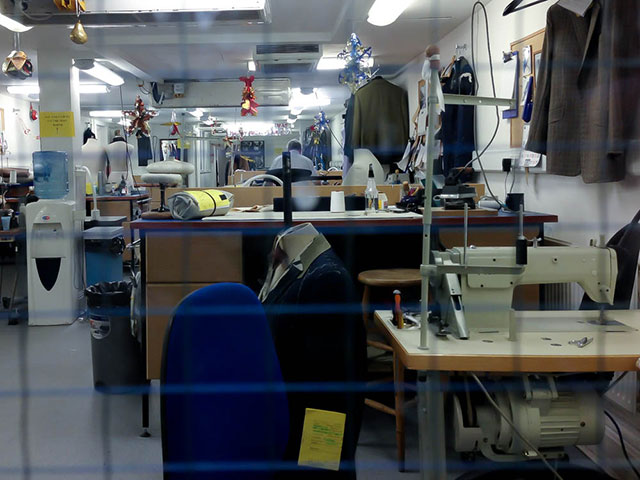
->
[161,283,289,479]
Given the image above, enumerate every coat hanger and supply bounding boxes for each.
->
[503,0,549,16]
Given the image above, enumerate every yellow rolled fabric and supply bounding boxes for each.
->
[167,189,234,220]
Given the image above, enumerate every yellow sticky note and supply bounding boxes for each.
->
[40,111,75,138]
[274,147,284,155]
[298,408,346,471]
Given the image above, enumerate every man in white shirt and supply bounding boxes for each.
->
[269,140,317,174]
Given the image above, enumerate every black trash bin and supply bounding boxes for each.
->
[86,281,143,392]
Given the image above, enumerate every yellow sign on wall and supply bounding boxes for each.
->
[40,111,75,138]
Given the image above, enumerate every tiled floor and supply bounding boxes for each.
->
[0,319,420,479]
[0,318,613,479]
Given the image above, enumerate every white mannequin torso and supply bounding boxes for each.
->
[105,140,136,183]
[81,138,107,182]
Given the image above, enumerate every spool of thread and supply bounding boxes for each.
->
[393,289,403,329]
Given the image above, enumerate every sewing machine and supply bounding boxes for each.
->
[429,245,618,339]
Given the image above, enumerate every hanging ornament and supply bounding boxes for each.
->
[124,95,158,137]
[2,50,33,80]
[239,75,259,117]
[70,20,87,44]
[53,0,85,12]
[312,110,330,137]
[69,0,88,44]
[161,111,181,136]
[29,103,37,121]
[308,110,331,169]
[338,33,376,93]
[165,111,181,136]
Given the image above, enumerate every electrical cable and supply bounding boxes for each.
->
[604,410,640,479]
[470,373,565,480]
[469,1,509,210]
[504,171,510,198]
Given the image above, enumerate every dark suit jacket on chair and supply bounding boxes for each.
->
[263,248,367,480]
[527,0,640,184]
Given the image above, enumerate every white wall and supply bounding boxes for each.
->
[394,0,640,246]
[0,93,40,169]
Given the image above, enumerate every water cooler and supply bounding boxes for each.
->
[26,201,80,325]
[27,151,83,326]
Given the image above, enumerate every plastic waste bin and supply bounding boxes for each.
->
[84,227,125,287]
[86,281,142,391]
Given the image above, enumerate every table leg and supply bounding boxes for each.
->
[418,371,446,480]
[394,352,406,472]
[362,285,370,328]
[140,382,150,438]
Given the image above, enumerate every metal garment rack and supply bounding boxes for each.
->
[415,49,517,480]
[419,50,516,351]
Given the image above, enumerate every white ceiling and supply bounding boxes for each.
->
[0,0,475,123]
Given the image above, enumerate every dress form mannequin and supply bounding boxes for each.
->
[81,138,107,184]
[343,148,385,186]
[105,139,136,185]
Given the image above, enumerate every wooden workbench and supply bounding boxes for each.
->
[131,209,558,380]
[375,310,640,373]
[374,309,640,480]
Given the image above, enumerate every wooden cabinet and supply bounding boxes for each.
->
[144,231,243,379]
[145,283,211,379]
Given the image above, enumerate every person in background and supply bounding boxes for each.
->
[111,129,126,143]
[234,153,251,172]
[270,139,317,174]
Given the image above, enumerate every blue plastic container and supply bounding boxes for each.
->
[33,151,69,199]
[84,227,125,287]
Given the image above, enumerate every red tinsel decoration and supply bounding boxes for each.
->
[239,75,259,117]
[124,95,157,136]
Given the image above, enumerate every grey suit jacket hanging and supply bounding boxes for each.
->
[527,0,640,184]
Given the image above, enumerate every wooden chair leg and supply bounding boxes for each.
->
[394,351,406,472]
[362,285,370,329]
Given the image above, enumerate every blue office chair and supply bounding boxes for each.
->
[161,283,289,480]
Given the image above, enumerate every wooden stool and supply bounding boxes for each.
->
[357,268,421,472]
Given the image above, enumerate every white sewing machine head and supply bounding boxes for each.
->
[430,246,618,339]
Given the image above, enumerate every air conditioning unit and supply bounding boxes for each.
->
[150,79,291,109]
[254,44,322,74]
[0,0,272,26]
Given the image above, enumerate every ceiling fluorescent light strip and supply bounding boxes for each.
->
[9,84,110,95]
[367,0,413,26]
[0,13,32,33]
[90,110,125,118]
[317,57,373,70]
[74,60,124,87]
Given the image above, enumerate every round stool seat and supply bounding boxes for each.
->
[357,269,421,288]
[141,173,183,186]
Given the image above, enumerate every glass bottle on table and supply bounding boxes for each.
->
[364,164,378,215]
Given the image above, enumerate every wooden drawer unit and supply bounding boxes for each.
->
[145,231,243,284]
[146,283,212,379]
